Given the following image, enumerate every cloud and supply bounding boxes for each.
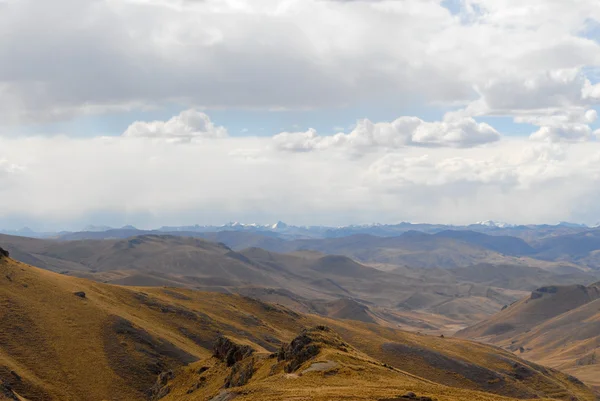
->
[3,134,600,228]
[0,159,23,174]
[451,69,600,120]
[273,116,500,152]
[530,123,593,142]
[442,69,600,142]
[4,1,600,228]
[364,154,518,188]
[122,109,227,142]
[474,69,588,113]
[0,157,24,192]
[514,108,598,126]
[1,0,600,123]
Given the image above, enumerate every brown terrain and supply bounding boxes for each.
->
[1,233,597,335]
[0,250,597,400]
[458,283,600,391]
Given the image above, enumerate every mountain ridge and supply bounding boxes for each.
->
[458,283,600,390]
[0,255,597,401]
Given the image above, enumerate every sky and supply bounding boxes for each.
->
[2,0,600,230]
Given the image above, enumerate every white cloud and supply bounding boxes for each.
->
[474,69,587,114]
[530,123,593,142]
[0,157,24,193]
[514,108,597,126]
[273,116,499,152]
[0,159,23,174]
[122,109,228,141]
[4,1,600,227]
[1,0,600,123]
[442,69,600,142]
[3,134,600,228]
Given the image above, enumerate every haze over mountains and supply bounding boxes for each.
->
[8,220,600,271]
[3,220,598,240]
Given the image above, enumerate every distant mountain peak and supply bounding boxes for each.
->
[120,225,138,230]
[83,224,114,232]
[557,221,588,228]
[271,221,288,230]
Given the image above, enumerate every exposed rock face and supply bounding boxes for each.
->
[213,336,254,367]
[224,359,255,388]
[0,247,9,258]
[211,336,257,388]
[278,332,320,373]
[277,325,348,373]
[149,371,173,401]
[73,291,86,298]
[0,382,19,400]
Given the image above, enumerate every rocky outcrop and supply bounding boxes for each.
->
[379,393,435,401]
[224,359,255,388]
[211,336,257,388]
[149,371,173,401]
[0,382,19,400]
[213,336,254,367]
[277,326,348,373]
[0,247,9,258]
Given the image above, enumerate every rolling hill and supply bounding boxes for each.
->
[0,252,597,401]
[13,226,600,273]
[2,233,598,334]
[181,231,587,272]
[458,283,600,390]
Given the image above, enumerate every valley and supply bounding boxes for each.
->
[0,253,596,401]
[2,224,600,399]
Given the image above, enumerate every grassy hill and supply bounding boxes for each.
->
[458,283,600,390]
[3,233,599,336]
[1,234,540,331]
[0,254,596,401]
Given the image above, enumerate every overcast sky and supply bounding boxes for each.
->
[2,0,600,230]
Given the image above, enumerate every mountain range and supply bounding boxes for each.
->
[3,223,600,397]
[3,220,599,240]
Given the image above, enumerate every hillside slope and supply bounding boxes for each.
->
[458,283,600,390]
[2,235,543,332]
[0,254,596,401]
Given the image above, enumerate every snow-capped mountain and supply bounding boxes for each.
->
[474,220,515,228]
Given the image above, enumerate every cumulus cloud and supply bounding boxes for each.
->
[4,0,600,228]
[273,116,500,152]
[122,109,227,142]
[473,70,589,113]
[582,80,600,101]
[443,69,600,142]
[530,123,593,142]
[1,0,600,123]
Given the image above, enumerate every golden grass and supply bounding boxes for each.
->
[0,257,596,401]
